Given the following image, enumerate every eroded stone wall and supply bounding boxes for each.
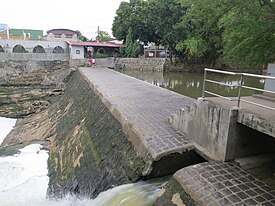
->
[115,58,166,72]
[0,60,73,117]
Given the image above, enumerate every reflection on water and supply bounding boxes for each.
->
[120,70,264,99]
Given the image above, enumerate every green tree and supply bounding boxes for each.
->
[112,0,149,43]
[177,0,275,68]
[75,30,89,42]
[146,0,188,56]
[112,0,187,57]
[177,0,231,63]
[125,28,140,57]
[96,30,112,42]
[219,0,275,68]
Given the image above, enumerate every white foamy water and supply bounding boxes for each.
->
[0,117,17,145]
[0,118,164,206]
[0,144,49,206]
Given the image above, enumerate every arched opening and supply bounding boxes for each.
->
[0,46,4,52]
[97,48,105,54]
[13,44,27,53]
[53,46,64,54]
[33,45,45,53]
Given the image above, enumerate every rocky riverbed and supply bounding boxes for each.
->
[0,60,75,150]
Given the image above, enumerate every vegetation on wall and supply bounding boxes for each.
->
[112,0,275,69]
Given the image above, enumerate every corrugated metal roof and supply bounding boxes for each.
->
[66,41,124,48]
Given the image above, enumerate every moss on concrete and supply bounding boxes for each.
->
[154,177,199,206]
[47,71,147,198]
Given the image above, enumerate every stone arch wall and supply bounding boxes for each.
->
[53,46,64,54]
[33,45,46,53]
[13,44,27,53]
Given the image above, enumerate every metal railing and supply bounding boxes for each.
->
[202,68,275,111]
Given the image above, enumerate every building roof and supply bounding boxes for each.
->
[66,41,125,48]
[47,29,78,35]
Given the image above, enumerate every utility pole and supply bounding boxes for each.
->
[97,26,100,42]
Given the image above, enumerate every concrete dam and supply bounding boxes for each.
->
[46,67,205,197]
[1,65,275,205]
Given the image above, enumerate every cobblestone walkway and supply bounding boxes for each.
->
[80,67,195,160]
[174,161,275,206]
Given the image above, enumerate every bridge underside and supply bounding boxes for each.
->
[207,96,275,139]
[169,96,275,161]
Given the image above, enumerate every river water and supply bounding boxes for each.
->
[120,70,264,99]
[0,118,165,206]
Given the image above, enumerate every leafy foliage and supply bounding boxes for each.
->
[124,28,140,57]
[96,31,112,42]
[146,0,188,54]
[95,53,109,58]
[112,0,149,43]
[176,37,207,58]
[112,0,186,56]
[75,30,89,42]
[219,0,275,68]
[112,0,275,69]
[177,0,231,63]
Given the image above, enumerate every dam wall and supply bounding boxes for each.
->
[47,70,149,198]
[46,68,204,198]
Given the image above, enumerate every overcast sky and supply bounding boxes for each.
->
[1,0,126,39]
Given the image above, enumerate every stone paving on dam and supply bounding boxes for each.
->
[174,161,275,206]
[79,67,195,161]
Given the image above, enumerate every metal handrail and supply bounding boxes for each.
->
[202,68,275,111]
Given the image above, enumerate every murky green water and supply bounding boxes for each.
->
[120,70,265,99]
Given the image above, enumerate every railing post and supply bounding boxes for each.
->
[202,68,207,99]
[237,74,243,108]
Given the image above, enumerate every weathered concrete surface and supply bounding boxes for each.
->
[169,98,239,161]
[169,96,275,161]
[205,96,275,138]
[44,68,203,198]
[46,70,148,198]
[155,161,275,206]
[264,63,275,97]
[79,67,196,161]
[46,67,205,198]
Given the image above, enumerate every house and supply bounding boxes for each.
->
[66,41,124,59]
[46,29,78,42]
